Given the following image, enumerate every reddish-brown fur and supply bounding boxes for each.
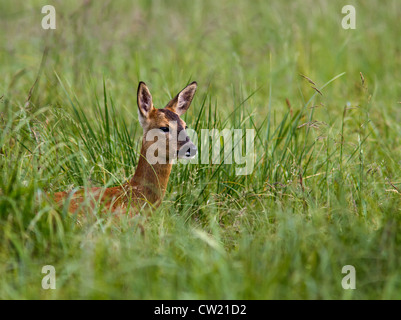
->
[53,81,198,214]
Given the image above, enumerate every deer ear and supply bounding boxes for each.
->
[165,82,197,116]
[137,82,154,125]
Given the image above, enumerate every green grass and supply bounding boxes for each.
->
[1,0,401,299]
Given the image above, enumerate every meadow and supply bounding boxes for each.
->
[0,0,401,299]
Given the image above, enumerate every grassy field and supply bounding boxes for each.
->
[1,0,401,299]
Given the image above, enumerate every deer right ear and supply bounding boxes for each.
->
[165,82,197,116]
[137,82,154,126]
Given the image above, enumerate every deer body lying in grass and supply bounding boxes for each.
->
[54,82,198,213]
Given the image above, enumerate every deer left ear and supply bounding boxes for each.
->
[165,82,197,116]
[137,81,155,127]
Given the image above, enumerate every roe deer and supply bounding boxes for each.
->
[53,81,198,213]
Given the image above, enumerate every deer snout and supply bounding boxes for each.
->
[178,142,197,159]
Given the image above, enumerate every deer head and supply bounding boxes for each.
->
[137,81,198,164]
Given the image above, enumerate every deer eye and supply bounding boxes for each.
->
[160,127,169,133]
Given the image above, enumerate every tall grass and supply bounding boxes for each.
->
[1,0,401,299]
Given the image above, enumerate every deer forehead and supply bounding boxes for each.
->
[152,109,186,130]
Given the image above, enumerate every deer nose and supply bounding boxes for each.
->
[185,144,197,158]
[178,143,197,159]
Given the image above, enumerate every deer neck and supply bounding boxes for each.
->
[129,139,173,203]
